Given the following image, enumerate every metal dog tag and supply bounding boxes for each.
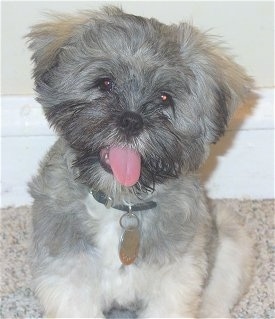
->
[119,210,140,266]
[119,228,140,265]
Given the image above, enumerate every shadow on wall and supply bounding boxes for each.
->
[199,91,259,184]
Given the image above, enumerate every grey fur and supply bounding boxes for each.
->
[27,6,253,318]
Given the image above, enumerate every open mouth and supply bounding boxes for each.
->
[99,146,141,187]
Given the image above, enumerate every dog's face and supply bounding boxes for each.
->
[27,7,251,194]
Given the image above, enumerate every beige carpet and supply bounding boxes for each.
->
[1,200,274,318]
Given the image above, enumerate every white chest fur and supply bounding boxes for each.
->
[83,194,206,316]
[84,194,142,307]
[85,194,123,267]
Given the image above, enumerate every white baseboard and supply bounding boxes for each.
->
[1,88,274,207]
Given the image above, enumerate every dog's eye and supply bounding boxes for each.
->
[97,78,113,92]
[160,93,173,107]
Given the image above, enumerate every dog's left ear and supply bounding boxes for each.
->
[176,23,253,143]
[26,14,88,87]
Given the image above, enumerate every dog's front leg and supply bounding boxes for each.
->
[137,260,204,318]
[34,254,104,318]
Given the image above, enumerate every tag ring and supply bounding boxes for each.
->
[119,210,139,230]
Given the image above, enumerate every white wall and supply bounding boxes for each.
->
[1,1,274,206]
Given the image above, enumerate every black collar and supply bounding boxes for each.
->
[90,189,157,212]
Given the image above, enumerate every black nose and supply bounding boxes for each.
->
[118,111,144,136]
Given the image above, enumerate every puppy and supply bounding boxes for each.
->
[27,6,253,318]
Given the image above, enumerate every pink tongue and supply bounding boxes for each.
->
[108,147,141,187]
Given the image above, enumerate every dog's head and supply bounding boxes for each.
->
[27,6,252,194]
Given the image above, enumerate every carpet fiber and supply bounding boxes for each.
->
[1,200,274,318]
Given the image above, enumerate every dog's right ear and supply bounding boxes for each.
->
[175,23,253,144]
[26,14,84,84]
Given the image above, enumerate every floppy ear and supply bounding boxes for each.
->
[26,14,88,86]
[176,23,253,143]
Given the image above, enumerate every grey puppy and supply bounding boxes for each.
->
[27,6,253,318]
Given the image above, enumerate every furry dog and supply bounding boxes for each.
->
[27,6,253,318]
